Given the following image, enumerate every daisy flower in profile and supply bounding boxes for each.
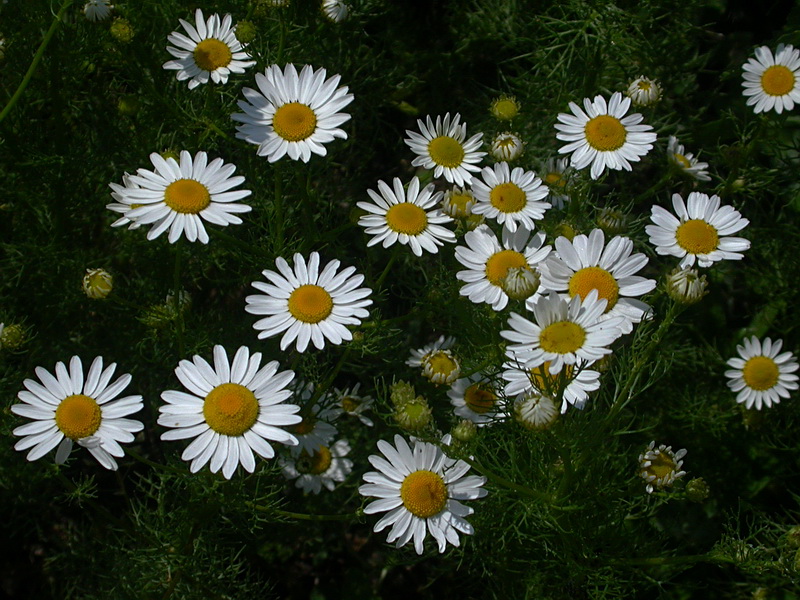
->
[84,0,113,22]
[539,228,656,334]
[407,335,461,385]
[471,162,551,233]
[645,192,750,268]
[490,132,524,162]
[665,266,708,305]
[359,434,487,555]
[404,113,485,186]
[502,359,600,413]
[245,252,372,353]
[108,151,252,244]
[625,76,661,107]
[281,439,352,494]
[501,291,624,375]
[555,92,657,180]
[330,383,374,426]
[232,64,354,163]
[447,373,506,425]
[742,44,800,114]
[11,356,143,470]
[455,224,550,311]
[321,0,349,22]
[638,441,687,494]
[540,157,572,209]
[357,177,455,256]
[163,9,255,90]
[667,136,711,182]
[159,346,300,479]
[724,336,799,410]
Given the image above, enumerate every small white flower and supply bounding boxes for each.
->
[490,132,524,161]
[725,336,799,410]
[625,76,661,107]
[638,441,687,494]
[321,0,349,22]
[742,44,800,114]
[281,439,352,494]
[470,162,551,233]
[667,136,711,182]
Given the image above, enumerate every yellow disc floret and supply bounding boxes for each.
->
[400,470,448,518]
[568,266,620,310]
[544,172,566,190]
[296,446,333,475]
[164,179,211,214]
[464,384,496,414]
[385,202,428,235]
[193,38,233,71]
[288,284,334,324]
[675,219,719,255]
[643,452,676,480]
[761,65,795,96]
[673,154,692,169]
[485,249,528,285]
[203,383,259,436]
[272,102,317,142]
[539,321,586,354]
[742,356,780,391]
[584,115,627,152]
[428,136,465,168]
[490,182,526,213]
[55,394,102,440]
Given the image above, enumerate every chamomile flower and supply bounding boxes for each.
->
[232,64,354,162]
[84,0,113,22]
[638,441,687,494]
[555,92,657,180]
[501,291,624,375]
[404,113,485,186]
[441,186,476,219]
[539,228,656,334]
[455,224,550,311]
[321,0,349,22]
[625,76,661,107]
[359,434,487,555]
[357,177,456,256]
[501,359,600,413]
[108,151,252,244]
[667,136,711,182]
[11,356,143,470]
[724,336,799,410]
[281,439,352,494]
[288,383,339,453]
[645,192,750,268]
[245,252,372,353]
[330,383,374,426]
[514,391,558,430]
[540,157,573,209]
[158,346,300,479]
[490,132,524,161]
[163,9,256,90]
[407,336,460,385]
[665,266,708,305]
[447,372,506,425]
[470,162,551,232]
[742,44,800,114]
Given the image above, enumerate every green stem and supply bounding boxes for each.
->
[248,503,357,521]
[462,457,552,503]
[305,346,352,411]
[276,11,286,63]
[375,251,398,290]
[633,171,672,204]
[0,0,72,125]
[273,165,284,252]
[209,227,273,260]
[173,241,185,358]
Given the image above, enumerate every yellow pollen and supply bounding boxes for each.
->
[485,249,528,285]
[341,396,360,413]
[428,136,465,168]
[645,453,676,480]
[164,179,211,214]
[272,102,317,142]
[675,219,719,255]
[544,172,566,190]
[568,266,620,310]
[55,394,102,440]
[464,384,496,414]
[742,356,780,391]
[491,98,519,120]
[385,202,428,235]
[673,154,691,169]
[193,38,233,71]
[584,115,627,152]
[287,284,333,324]
[539,321,586,354]
[425,351,458,377]
[490,182,526,213]
[296,446,333,475]
[761,65,795,96]
[203,383,259,436]
[400,470,448,518]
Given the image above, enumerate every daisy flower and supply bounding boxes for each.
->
[108,151,252,244]
[501,291,624,375]
[638,441,687,494]
[724,336,799,410]
[245,252,372,353]
[11,356,143,470]
[163,9,256,90]
[455,224,550,311]
[106,173,144,230]
[667,136,711,182]
[404,113,485,186]
[645,192,750,268]
[539,228,656,334]
[625,76,661,107]
[359,434,487,555]
[330,383,375,426]
[447,373,507,425]
[84,0,113,22]
[158,346,300,479]
[490,132,524,162]
[502,359,600,413]
[357,177,455,256]
[407,335,461,385]
[440,186,477,220]
[513,391,558,430]
[470,162,551,232]
[321,0,349,22]
[490,95,520,121]
[287,383,339,453]
[555,92,657,180]
[742,44,800,114]
[232,63,354,162]
[281,439,352,494]
[665,266,708,305]
[540,157,573,209]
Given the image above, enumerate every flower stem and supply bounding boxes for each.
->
[375,251,399,290]
[462,456,552,503]
[173,241,185,358]
[248,502,357,521]
[273,165,284,252]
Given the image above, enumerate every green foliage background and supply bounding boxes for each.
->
[2,0,800,598]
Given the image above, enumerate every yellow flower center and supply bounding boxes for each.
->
[203,383,259,436]
[295,446,333,475]
[491,98,519,120]
[400,470,448,518]
[290,415,316,435]
[644,452,676,480]
[742,356,780,391]
[568,266,620,311]
[673,153,691,169]
[424,351,459,378]
[528,361,574,391]
[55,394,102,440]
[485,249,528,285]
[164,179,211,214]
[544,172,566,190]
[193,38,233,71]
[272,102,317,142]
[637,80,652,91]
[675,219,719,255]
[445,193,474,218]
[287,284,333,324]
[539,321,586,354]
[761,65,795,96]
[584,115,627,152]
[341,396,360,413]
[464,384,496,414]
[490,182,526,213]
[428,136,465,168]
[385,202,428,235]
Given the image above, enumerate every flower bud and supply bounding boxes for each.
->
[501,266,540,301]
[82,268,113,299]
[235,20,257,44]
[490,95,520,121]
[390,380,416,407]
[626,76,661,107]
[490,132,524,162]
[393,397,432,432]
[110,18,134,44]
[685,477,710,503]
[666,267,708,305]
[451,419,477,443]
